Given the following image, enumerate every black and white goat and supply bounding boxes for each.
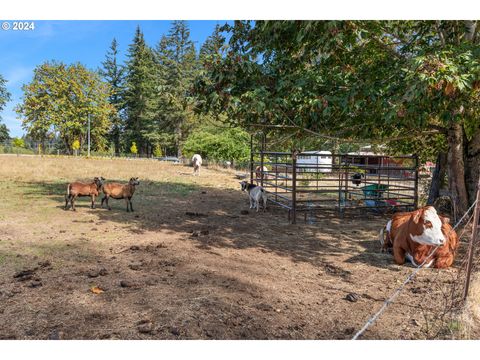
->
[240,181,267,212]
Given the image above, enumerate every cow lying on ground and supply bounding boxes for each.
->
[101,177,140,212]
[380,206,459,268]
[64,177,105,211]
[240,181,267,212]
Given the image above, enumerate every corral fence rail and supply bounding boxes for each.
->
[250,148,419,223]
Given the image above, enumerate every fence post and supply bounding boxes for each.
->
[275,153,278,204]
[385,156,389,206]
[341,161,349,218]
[463,178,480,300]
[291,150,297,224]
[414,154,419,209]
[260,133,266,187]
[338,154,343,216]
[250,134,254,185]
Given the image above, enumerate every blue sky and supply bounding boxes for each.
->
[0,20,230,137]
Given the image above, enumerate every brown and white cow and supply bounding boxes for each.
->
[379,206,459,269]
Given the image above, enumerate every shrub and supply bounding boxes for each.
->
[72,139,80,155]
[12,137,25,148]
[130,142,138,155]
[153,144,163,158]
[182,127,250,164]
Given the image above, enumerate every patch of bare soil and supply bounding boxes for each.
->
[0,158,464,339]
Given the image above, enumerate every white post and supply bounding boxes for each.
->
[87,114,91,157]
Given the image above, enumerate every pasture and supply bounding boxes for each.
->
[0,155,461,339]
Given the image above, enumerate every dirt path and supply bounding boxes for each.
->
[0,156,463,339]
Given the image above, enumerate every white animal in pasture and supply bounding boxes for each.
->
[192,154,203,176]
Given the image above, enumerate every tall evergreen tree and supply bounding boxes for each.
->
[154,21,199,158]
[199,24,225,61]
[136,35,174,155]
[124,26,158,156]
[100,38,125,155]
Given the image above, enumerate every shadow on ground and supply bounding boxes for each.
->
[18,178,393,270]
[0,177,461,340]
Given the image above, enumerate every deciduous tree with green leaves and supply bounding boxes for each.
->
[12,137,25,148]
[0,73,11,114]
[16,61,114,154]
[198,20,480,219]
[0,74,11,142]
[182,124,250,164]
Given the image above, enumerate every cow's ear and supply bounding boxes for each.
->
[413,209,423,224]
[440,216,450,224]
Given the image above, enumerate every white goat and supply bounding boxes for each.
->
[192,154,203,176]
[240,181,267,212]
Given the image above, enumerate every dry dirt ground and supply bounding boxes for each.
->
[0,155,467,340]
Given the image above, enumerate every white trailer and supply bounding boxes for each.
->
[297,151,332,173]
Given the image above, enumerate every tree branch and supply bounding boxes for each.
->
[464,20,477,42]
[428,124,448,134]
[436,21,446,47]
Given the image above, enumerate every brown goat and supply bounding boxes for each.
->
[64,177,105,211]
[101,177,140,212]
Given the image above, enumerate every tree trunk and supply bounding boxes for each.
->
[113,126,120,156]
[175,122,183,159]
[466,125,480,205]
[447,122,469,219]
[464,21,477,41]
[427,152,447,205]
[64,138,72,155]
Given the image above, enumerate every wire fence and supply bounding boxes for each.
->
[0,139,158,157]
[0,140,250,172]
